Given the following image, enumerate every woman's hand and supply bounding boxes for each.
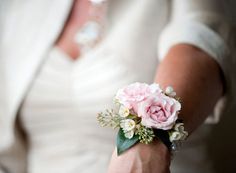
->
[107,140,171,173]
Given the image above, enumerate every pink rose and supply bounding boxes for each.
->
[115,82,162,110]
[138,94,180,130]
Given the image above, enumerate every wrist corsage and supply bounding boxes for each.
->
[97,82,188,155]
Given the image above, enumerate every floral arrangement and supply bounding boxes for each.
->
[97,82,188,155]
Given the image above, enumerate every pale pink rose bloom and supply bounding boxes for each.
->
[115,83,162,110]
[138,94,181,130]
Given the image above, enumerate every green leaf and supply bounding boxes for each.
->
[116,129,139,155]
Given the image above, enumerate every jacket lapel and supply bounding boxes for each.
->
[0,0,73,149]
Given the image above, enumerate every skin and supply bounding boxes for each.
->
[107,44,224,173]
[56,0,90,59]
[56,0,224,172]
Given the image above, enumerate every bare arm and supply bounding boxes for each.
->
[108,44,224,173]
[155,44,224,134]
[108,0,229,171]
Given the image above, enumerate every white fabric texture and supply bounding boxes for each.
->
[18,44,165,173]
[0,0,235,172]
[158,21,228,65]
[20,47,129,173]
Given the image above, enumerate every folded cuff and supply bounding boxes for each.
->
[157,21,230,123]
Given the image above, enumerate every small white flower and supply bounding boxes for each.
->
[124,130,134,139]
[120,119,136,132]
[165,86,176,97]
[165,86,173,94]
[174,123,188,137]
[113,97,120,106]
[170,123,188,142]
[119,106,130,117]
[174,123,185,131]
[135,124,141,129]
[169,131,183,142]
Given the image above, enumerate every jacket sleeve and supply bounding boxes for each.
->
[157,0,234,123]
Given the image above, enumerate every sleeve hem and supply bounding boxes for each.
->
[157,21,230,124]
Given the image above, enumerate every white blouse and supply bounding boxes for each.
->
[20,47,124,173]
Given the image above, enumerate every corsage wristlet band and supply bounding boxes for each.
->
[97,82,188,155]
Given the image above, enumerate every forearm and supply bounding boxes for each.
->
[108,44,224,173]
[155,44,224,134]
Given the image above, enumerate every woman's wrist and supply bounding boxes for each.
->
[127,138,171,161]
[108,139,171,173]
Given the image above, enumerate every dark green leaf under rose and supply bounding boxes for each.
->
[116,129,139,155]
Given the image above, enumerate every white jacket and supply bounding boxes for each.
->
[0,0,235,172]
